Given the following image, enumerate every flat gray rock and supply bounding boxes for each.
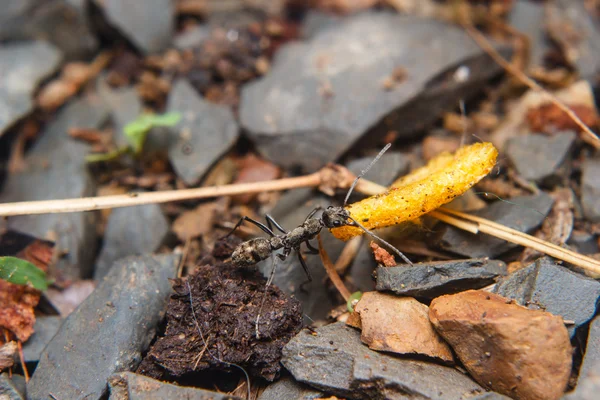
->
[577,316,600,389]
[97,78,142,148]
[108,372,241,400]
[27,254,180,400]
[546,0,600,81]
[434,192,554,258]
[96,0,174,54]
[0,40,62,136]
[0,95,108,281]
[258,377,324,400]
[376,258,507,299]
[240,11,510,172]
[508,0,548,69]
[582,159,600,222]
[167,79,239,186]
[506,132,575,183]
[282,322,484,400]
[0,373,24,400]
[94,203,169,280]
[22,316,62,363]
[563,362,600,399]
[493,257,600,337]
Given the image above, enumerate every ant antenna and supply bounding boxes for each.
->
[255,256,277,339]
[349,216,414,266]
[343,143,392,206]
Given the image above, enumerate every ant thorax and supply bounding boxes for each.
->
[283,218,323,248]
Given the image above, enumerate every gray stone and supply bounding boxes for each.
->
[493,257,600,337]
[27,254,180,400]
[0,373,24,400]
[0,95,108,281]
[94,203,169,280]
[567,231,599,255]
[546,0,600,81]
[563,362,600,399]
[506,132,575,183]
[258,377,324,400]
[167,79,239,186]
[577,316,600,390]
[508,0,548,69]
[97,0,174,54]
[376,258,507,299]
[240,11,510,172]
[258,189,345,321]
[582,159,600,222]
[22,316,62,363]
[300,10,344,39]
[174,25,211,50]
[0,0,34,38]
[0,40,62,136]
[282,322,484,400]
[435,192,554,258]
[96,78,142,148]
[108,372,241,400]
[471,393,513,400]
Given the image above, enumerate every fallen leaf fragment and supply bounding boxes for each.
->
[526,102,598,134]
[172,202,219,241]
[44,280,96,318]
[331,142,498,240]
[369,242,396,267]
[429,290,572,400]
[349,292,454,363]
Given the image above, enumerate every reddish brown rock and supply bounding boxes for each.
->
[429,290,572,400]
[352,292,454,363]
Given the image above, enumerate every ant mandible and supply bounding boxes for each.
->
[223,144,413,283]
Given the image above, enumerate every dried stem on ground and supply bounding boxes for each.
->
[317,234,352,301]
[461,20,600,148]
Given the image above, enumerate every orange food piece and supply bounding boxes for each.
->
[331,142,498,241]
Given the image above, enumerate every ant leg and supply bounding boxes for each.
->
[265,214,288,234]
[305,240,319,254]
[223,216,276,238]
[304,206,323,223]
[296,251,313,282]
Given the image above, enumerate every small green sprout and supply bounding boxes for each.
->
[347,291,363,313]
[86,112,181,163]
[0,256,50,291]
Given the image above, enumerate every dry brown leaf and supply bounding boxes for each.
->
[172,202,219,241]
[44,280,96,318]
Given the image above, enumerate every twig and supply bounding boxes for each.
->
[334,236,363,274]
[317,234,351,301]
[461,20,600,148]
[17,340,29,381]
[0,171,322,216]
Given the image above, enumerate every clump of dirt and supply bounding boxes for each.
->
[137,238,303,381]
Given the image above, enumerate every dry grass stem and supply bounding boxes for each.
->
[334,236,363,274]
[462,21,600,148]
[317,234,352,301]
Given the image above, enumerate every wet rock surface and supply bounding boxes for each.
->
[282,322,484,399]
[27,254,180,400]
[94,204,169,280]
[505,132,575,183]
[376,258,507,299]
[0,40,62,136]
[581,159,600,222]
[167,79,239,186]
[507,0,548,70]
[352,292,454,362]
[240,11,510,171]
[108,372,241,400]
[0,95,108,282]
[493,257,600,337]
[434,192,554,258]
[430,290,572,400]
[138,241,302,381]
[22,316,62,363]
[257,376,323,400]
[94,0,174,54]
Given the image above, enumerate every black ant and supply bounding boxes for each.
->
[224,143,414,283]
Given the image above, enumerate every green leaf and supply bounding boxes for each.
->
[123,112,182,154]
[0,256,49,290]
[85,147,129,163]
[347,291,363,313]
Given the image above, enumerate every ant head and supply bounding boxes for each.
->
[322,206,351,229]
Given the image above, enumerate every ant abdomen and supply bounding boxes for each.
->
[231,237,273,267]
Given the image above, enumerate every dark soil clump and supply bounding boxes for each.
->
[137,239,303,382]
